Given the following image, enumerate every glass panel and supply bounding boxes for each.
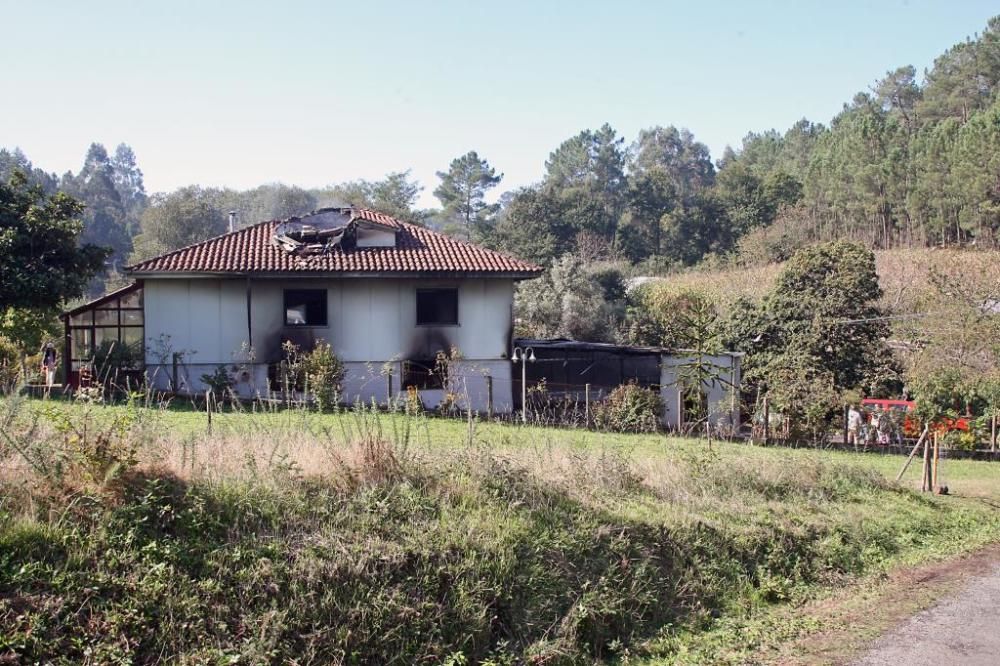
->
[416,289,459,325]
[72,328,93,360]
[122,310,143,326]
[283,289,327,326]
[70,312,92,326]
[120,289,142,308]
[94,327,119,348]
[95,309,118,326]
[122,327,144,348]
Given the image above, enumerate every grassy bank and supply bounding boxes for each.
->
[2,398,999,664]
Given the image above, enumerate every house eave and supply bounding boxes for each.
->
[126,270,543,280]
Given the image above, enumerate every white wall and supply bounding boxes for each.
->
[142,276,515,412]
[660,353,742,431]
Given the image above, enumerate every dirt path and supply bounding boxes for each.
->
[851,560,1000,665]
[765,543,1000,665]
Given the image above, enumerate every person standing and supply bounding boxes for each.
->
[847,404,863,447]
[41,342,57,387]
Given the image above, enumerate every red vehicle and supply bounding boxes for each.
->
[861,398,970,438]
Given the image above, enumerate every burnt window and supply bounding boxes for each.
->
[284,289,327,326]
[416,288,458,326]
[402,359,445,390]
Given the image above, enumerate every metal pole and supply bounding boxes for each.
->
[521,356,527,424]
[585,383,591,428]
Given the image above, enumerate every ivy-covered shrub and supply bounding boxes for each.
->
[593,382,663,433]
[0,334,21,392]
[302,341,346,412]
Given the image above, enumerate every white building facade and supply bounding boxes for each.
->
[120,208,542,412]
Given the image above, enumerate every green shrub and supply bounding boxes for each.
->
[0,334,21,392]
[301,341,345,412]
[593,382,663,433]
[200,365,234,397]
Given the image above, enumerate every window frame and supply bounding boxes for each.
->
[415,288,459,327]
[283,288,328,327]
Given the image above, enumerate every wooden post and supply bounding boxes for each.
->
[585,383,591,428]
[922,434,932,492]
[387,370,393,407]
[931,428,941,492]
[762,396,770,445]
[171,352,179,392]
[677,390,685,433]
[206,389,213,435]
[992,414,997,453]
[895,424,929,482]
[486,375,494,421]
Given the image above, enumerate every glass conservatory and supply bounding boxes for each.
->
[61,282,144,387]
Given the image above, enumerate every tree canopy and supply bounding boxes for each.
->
[0,173,109,311]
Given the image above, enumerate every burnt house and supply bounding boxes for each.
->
[64,207,542,412]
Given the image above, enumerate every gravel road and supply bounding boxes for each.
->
[852,563,1000,665]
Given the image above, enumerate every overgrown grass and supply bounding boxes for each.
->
[2,397,999,664]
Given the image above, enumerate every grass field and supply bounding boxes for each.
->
[2,396,999,664]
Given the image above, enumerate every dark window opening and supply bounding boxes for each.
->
[416,288,458,326]
[402,359,445,390]
[285,289,327,326]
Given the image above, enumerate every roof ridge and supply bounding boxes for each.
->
[362,209,538,266]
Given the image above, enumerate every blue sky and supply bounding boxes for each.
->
[1,0,996,208]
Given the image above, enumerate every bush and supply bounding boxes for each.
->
[301,341,345,412]
[593,382,663,433]
[0,334,21,392]
[199,365,235,399]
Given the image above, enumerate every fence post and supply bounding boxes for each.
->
[922,434,932,492]
[992,414,997,453]
[486,375,494,420]
[206,389,213,435]
[387,370,393,408]
[677,390,684,433]
[585,383,591,428]
[931,430,941,493]
[762,396,770,445]
[171,352,179,392]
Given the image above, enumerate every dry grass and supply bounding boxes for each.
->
[4,398,1000,664]
[645,247,1000,316]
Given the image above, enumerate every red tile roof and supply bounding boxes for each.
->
[126,208,542,278]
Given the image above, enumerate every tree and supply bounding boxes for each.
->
[632,126,715,203]
[0,172,109,311]
[62,143,131,277]
[543,123,628,243]
[616,168,675,261]
[433,151,502,240]
[316,171,424,222]
[514,254,615,341]
[0,148,58,194]
[727,241,897,397]
[130,186,227,261]
[488,187,574,266]
[110,143,148,235]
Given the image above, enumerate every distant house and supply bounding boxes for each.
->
[62,208,542,412]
